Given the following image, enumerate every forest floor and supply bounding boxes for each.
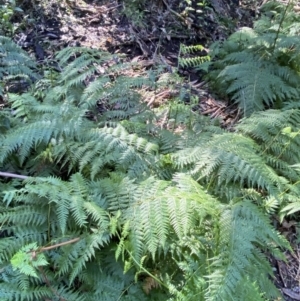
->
[4,0,300,299]
[9,0,257,127]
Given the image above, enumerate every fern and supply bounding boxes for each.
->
[53,47,155,122]
[206,201,286,301]
[181,1,300,115]
[178,44,210,68]
[0,30,295,300]
[218,60,299,115]
[0,36,37,96]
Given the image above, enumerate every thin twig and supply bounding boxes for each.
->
[39,266,67,301]
[0,171,28,180]
[40,238,80,252]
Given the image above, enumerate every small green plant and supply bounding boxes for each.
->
[0,36,37,97]
[180,0,300,116]
[11,242,48,278]
[0,0,23,35]
[122,0,146,26]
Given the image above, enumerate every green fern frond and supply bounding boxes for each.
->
[178,44,210,68]
[237,109,300,164]
[218,61,299,115]
[174,133,286,195]
[68,233,111,283]
[178,56,210,68]
[180,44,206,54]
[206,201,288,301]
[203,5,300,114]
[229,27,258,42]
[119,175,218,264]
[49,124,159,179]
[0,36,37,96]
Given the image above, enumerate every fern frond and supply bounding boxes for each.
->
[178,44,210,68]
[178,56,210,68]
[206,201,288,301]
[174,133,286,195]
[180,44,206,54]
[218,61,299,115]
[237,109,300,164]
[204,6,300,114]
[120,175,218,264]
[0,36,37,96]
[68,233,111,283]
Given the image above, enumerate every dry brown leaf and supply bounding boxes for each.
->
[142,276,161,294]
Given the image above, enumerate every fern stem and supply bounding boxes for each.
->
[271,0,292,53]
[47,205,51,243]
[126,250,169,290]
[261,111,294,156]
[117,282,135,301]
[279,179,300,198]
[277,129,300,160]
[38,266,67,301]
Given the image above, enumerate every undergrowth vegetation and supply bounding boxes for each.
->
[0,1,300,300]
[181,0,300,116]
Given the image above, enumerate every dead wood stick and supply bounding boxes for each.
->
[0,171,28,180]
